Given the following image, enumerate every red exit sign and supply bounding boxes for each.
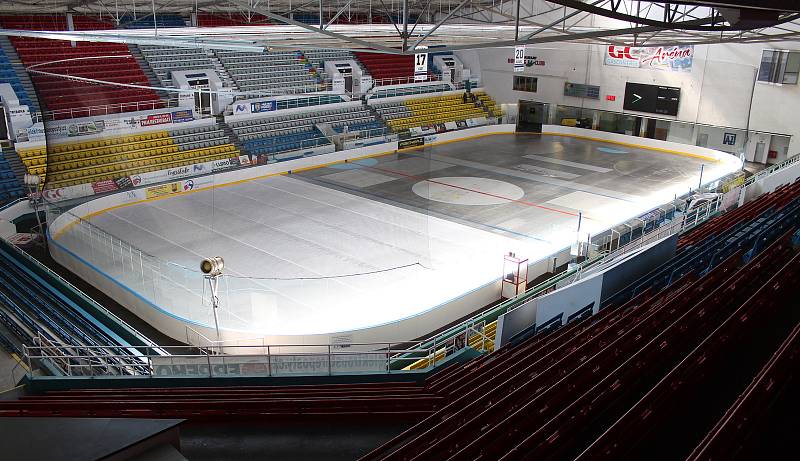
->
[606,95,617,101]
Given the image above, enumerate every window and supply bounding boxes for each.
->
[513,76,538,92]
[758,49,800,84]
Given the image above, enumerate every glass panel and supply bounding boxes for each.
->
[781,52,800,84]
[758,50,777,82]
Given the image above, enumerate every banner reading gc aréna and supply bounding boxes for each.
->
[605,45,694,72]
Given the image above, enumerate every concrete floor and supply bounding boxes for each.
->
[180,421,410,461]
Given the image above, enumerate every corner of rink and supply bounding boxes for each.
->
[46,124,742,352]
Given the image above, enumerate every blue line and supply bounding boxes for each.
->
[47,230,213,330]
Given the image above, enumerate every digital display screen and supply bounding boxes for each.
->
[623,82,681,116]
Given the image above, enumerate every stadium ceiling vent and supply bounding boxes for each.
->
[0,1,800,52]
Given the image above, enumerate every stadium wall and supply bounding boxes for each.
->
[476,41,800,158]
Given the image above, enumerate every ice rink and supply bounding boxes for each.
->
[52,133,737,339]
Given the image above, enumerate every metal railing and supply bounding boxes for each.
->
[22,328,486,379]
[744,154,800,187]
[34,98,187,123]
[397,193,723,360]
[0,233,163,352]
[371,74,442,87]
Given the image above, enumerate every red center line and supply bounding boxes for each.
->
[360,162,580,218]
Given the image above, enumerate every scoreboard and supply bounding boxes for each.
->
[623,82,681,116]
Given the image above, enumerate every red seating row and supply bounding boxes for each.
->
[1,15,163,118]
[0,15,114,31]
[577,239,800,461]
[687,321,800,461]
[0,381,444,421]
[678,180,800,249]
[359,180,800,460]
[354,52,415,81]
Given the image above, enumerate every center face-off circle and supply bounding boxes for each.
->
[412,177,525,205]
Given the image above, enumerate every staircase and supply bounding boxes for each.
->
[2,146,29,189]
[129,45,180,109]
[207,50,238,91]
[218,116,245,155]
[0,36,40,113]
[128,45,162,88]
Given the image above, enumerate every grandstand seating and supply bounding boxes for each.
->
[374,91,497,132]
[0,16,163,118]
[355,179,800,461]
[686,321,800,461]
[0,239,147,375]
[0,382,444,419]
[230,104,383,159]
[0,148,24,204]
[138,45,218,88]
[354,52,416,82]
[16,124,239,188]
[302,49,354,70]
[214,49,322,94]
[0,47,35,109]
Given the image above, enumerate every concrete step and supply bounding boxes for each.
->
[218,116,245,153]
[128,44,163,89]
[0,36,40,112]
[3,147,28,187]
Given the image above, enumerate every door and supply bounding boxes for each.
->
[194,86,211,115]
[344,75,353,93]
[0,107,7,141]
[518,100,547,133]
[755,141,767,164]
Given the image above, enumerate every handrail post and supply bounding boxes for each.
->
[146,346,152,377]
[327,345,332,376]
[24,345,32,378]
[267,345,272,377]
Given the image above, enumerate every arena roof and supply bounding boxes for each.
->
[1,1,800,52]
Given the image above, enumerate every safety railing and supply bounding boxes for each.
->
[0,233,163,352]
[368,83,455,100]
[371,74,441,87]
[334,126,393,142]
[21,334,481,378]
[35,98,186,122]
[744,154,800,187]
[392,192,724,365]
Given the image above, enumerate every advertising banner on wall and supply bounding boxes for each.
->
[604,45,694,72]
[171,109,194,123]
[250,100,277,113]
[20,108,198,144]
[140,112,173,127]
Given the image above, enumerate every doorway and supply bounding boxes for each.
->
[517,100,547,133]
